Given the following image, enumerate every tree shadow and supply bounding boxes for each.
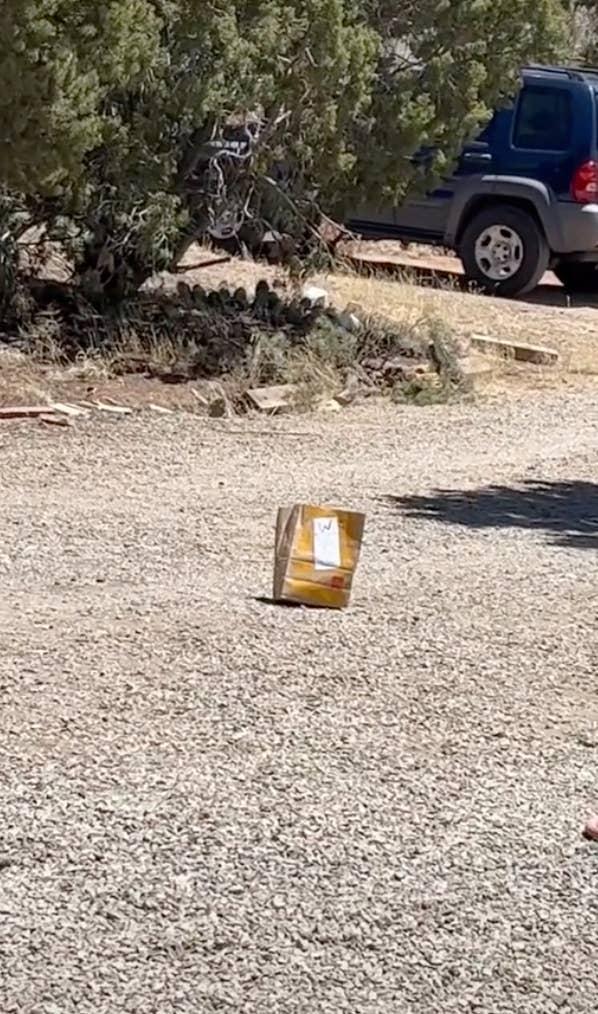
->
[386,481,598,550]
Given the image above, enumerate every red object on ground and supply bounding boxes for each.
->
[583,814,598,841]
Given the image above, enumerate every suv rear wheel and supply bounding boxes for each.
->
[553,262,598,293]
[459,205,549,297]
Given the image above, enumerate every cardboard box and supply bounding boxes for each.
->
[273,504,365,609]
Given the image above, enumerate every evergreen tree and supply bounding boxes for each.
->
[0,0,570,300]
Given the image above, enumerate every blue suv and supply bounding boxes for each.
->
[347,65,598,297]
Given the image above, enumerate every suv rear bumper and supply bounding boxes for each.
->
[554,202,598,257]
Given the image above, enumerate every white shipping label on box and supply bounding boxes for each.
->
[313,516,341,570]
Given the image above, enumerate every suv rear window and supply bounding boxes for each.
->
[513,86,572,151]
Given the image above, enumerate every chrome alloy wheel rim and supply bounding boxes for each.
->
[474,225,524,281]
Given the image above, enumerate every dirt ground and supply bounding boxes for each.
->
[1,391,598,1013]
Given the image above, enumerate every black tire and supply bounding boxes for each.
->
[553,262,598,293]
[459,204,549,297]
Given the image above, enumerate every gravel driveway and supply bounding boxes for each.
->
[1,393,598,1013]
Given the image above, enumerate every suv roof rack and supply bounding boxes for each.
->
[523,63,598,82]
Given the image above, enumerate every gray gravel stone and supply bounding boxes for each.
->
[1,391,598,1012]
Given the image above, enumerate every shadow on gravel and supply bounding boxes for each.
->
[386,480,598,550]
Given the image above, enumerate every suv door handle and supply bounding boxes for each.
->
[463,151,492,162]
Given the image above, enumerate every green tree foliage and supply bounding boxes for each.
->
[68,0,379,294]
[0,0,569,300]
[0,1,162,194]
[355,0,570,204]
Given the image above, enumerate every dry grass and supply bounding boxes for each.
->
[4,244,455,410]
[17,235,598,379]
[0,308,458,414]
[164,243,598,379]
[4,241,598,410]
[323,271,598,375]
[0,352,52,407]
[33,235,598,379]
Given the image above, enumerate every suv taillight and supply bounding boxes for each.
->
[572,160,598,203]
